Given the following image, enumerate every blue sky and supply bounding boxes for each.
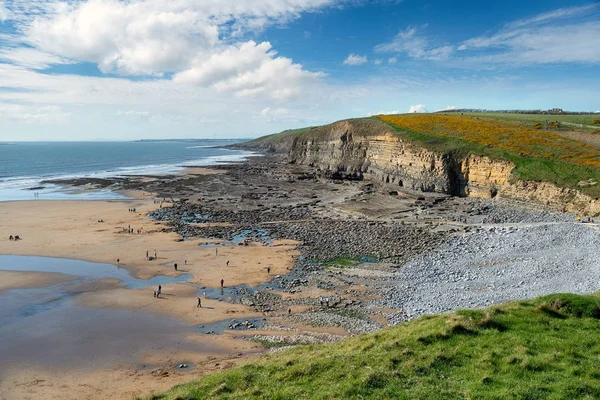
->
[0,0,599,140]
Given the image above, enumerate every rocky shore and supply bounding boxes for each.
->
[136,155,598,344]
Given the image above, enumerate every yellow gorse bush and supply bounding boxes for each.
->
[380,114,600,169]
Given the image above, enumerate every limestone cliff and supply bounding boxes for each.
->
[249,119,600,215]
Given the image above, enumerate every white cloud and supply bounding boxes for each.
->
[457,4,600,65]
[0,0,333,103]
[388,57,398,64]
[373,59,383,65]
[11,0,336,76]
[343,54,368,66]
[174,41,324,101]
[116,110,151,120]
[0,47,73,69]
[458,22,600,64]
[408,104,426,113]
[375,27,453,61]
[0,103,71,124]
[260,107,294,122]
[0,1,9,22]
[506,3,599,29]
[368,110,399,116]
[435,105,457,112]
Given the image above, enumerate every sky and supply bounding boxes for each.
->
[0,0,599,141]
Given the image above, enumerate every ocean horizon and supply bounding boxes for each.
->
[0,139,254,201]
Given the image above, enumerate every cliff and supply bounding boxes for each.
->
[244,118,600,215]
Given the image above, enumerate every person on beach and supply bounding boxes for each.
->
[288,308,292,315]
[158,285,161,296]
[197,297,202,308]
[174,263,178,271]
[215,248,218,256]
[267,267,271,274]
[184,259,187,265]
[9,235,13,241]
[146,250,149,258]
[220,279,224,288]
[154,250,157,258]
[320,296,324,307]
[226,260,229,267]
[117,258,120,265]
[153,291,157,298]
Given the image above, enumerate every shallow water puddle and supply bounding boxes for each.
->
[0,255,224,371]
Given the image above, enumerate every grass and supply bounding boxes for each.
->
[148,293,600,400]
[458,112,600,129]
[378,115,600,198]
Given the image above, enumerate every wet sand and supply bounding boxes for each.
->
[0,270,71,294]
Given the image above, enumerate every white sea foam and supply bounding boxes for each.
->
[0,151,257,193]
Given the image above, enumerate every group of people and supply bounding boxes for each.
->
[8,235,20,241]
[123,224,144,234]
[128,208,137,212]
[577,216,596,223]
[153,285,162,298]
[146,250,157,260]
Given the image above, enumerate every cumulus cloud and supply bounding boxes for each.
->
[373,59,383,65]
[1,0,332,101]
[13,0,336,75]
[408,104,426,113]
[343,54,368,66]
[388,57,398,64]
[375,27,453,61]
[174,41,324,100]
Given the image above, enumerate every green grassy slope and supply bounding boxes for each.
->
[457,112,600,129]
[150,293,600,400]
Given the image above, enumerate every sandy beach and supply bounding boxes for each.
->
[0,168,304,399]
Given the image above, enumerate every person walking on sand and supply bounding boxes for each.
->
[174,263,178,271]
[288,308,292,315]
[153,291,157,298]
[154,250,157,258]
[158,285,161,296]
[226,260,229,267]
[146,250,149,259]
[220,279,224,288]
[116,258,120,265]
[215,247,218,256]
[184,259,187,265]
[267,267,271,274]
[197,297,202,308]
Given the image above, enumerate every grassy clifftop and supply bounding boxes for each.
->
[150,293,600,399]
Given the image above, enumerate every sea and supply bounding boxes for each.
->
[0,139,253,201]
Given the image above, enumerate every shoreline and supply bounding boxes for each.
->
[2,155,595,400]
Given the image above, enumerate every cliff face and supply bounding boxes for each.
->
[287,119,599,215]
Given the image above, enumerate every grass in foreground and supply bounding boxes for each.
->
[150,293,600,400]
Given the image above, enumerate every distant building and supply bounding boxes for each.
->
[548,108,563,114]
